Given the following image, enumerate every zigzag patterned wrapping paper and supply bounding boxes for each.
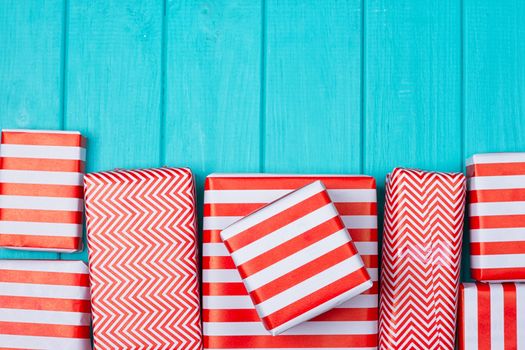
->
[84,167,201,350]
[467,153,525,281]
[379,168,466,350]
[203,174,378,349]
[0,260,91,350]
[0,129,86,252]
[220,180,372,335]
[458,283,525,349]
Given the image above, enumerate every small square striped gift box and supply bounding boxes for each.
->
[0,129,86,252]
[220,180,373,335]
[0,260,91,350]
[467,153,525,281]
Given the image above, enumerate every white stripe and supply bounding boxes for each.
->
[203,320,377,336]
[471,227,525,243]
[490,284,504,350]
[0,221,82,237]
[0,144,85,160]
[255,255,364,317]
[0,282,90,300]
[0,308,90,326]
[0,195,83,211]
[0,334,91,350]
[3,129,82,135]
[0,260,88,273]
[355,242,378,255]
[470,201,525,216]
[471,254,525,268]
[462,283,478,350]
[469,175,525,190]
[221,181,325,240]
[231,205,338,265]
[517,284,525,350]
[243,229,351,291]
[467,153,525,166]
[204,189,377,204]
[0,170,83,186]
[208,173,373,178]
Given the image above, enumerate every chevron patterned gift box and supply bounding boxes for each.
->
[84,167,201,350]
[379,168,466,350]
[203,174,379,349]
[467,153,525,281]
[0,259,91,350]
[0,129,86,252]
[458,282,525,349]
[220,180,373,335]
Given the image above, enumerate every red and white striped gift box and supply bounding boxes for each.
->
[467,153,525,281]
[379,168,466,350]
[458,283,525,349]
[220,180,372,335]
[0,259,91,350]
[84,167,201,350]
[204,174,378,349]
[0,129,85,252]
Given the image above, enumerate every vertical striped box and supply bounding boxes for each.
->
[467,153,525,281]
[0,259,91,350]
[459,283,525,349]
[220,180,372,335]
[204,174,378,349]
[0,129,86,252]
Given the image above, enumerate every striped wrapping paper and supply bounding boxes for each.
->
[0,129,86,252]
[458,283,525,349]
[0,259,91,350]
[220,180,372,335]
[204,174,378,349]
[467,153,525,281]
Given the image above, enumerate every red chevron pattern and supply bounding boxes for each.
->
[84,167,201,350]
[379,168,466,350]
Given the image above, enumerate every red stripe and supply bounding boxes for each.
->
[471,241,525,255]
[204,334,378,348]
[0,183,83,198]
[205,176,376,190]
[470,215,525,229]
[458,284,465,350]
[467,162,525,177]
[0,295,90,313]
[471,268,525,281]
[0,321,90,339]
[0,234,80,250]
[470,188,525,203]
[503,284,517,349]
[0,209,82,224]
[0,269,89,286]
[2,131,84,147]
[0,157,85,172]
[477,283,491,350]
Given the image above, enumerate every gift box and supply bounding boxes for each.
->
[220,180,372,335]
[379,168,466,350]
[467,153,525,281]
[0,129,86,252]
[458,282,525,349]
[0,259,91,350]
[84,167,201,349]
[203,174,378,349]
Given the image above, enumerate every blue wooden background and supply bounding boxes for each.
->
[1,0,525,283]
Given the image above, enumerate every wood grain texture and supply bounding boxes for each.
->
[0,0,64,260]
[264,0,362,173]
[62,0,163,261]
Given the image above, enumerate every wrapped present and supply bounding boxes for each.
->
[458,282,525,349]
[220,180,372,335]
[204,174,378,349]
[0,259,91,350]
[379,168,466,350]
[467,153,525,281]
[0,129,86,252]
[84,167,201,349]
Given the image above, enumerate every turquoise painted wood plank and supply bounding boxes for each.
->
[0,0,65,260]
[264,0,362,173]
[164,0,261,192]
[63,0,164,261]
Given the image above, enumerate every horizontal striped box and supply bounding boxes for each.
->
[0,259,91,350]
[459,282,525,349]
[0,129,86,252]
[204,174,379,349]
[221,180,372,335]
[467,153,525,281]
